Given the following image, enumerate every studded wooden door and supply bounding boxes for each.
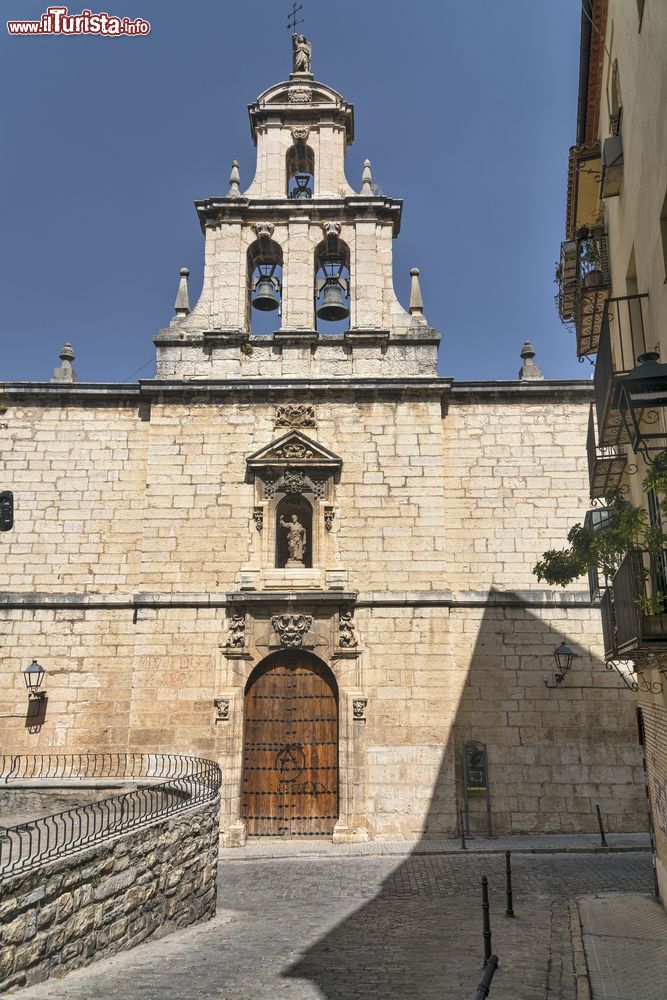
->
[242,654,339,837]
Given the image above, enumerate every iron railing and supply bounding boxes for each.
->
[557,231,611,357]
[602,548,667,657]
[0,753,221,877]
[0,752,208,783]
[594,293,650,445]
[586,404,626,499]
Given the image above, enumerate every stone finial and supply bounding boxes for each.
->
[174,267,190,316]
[51,342,77,383]
[228,159,241,198]
[361,159,373,196]
[519,341,544,380]
[409,267,425,317]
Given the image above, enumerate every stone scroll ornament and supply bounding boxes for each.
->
[225,611,246,648]
[274,442,315,460]
[353,698,367,720]
[252,221,275,239]
[214,697,230,722]
[271,614,313,647]
[291,126,310,143]
[289,88,312,104]
[275,404,316,429]
[321,221,342,239]
[338,608,358,648]
[283,470,307,495]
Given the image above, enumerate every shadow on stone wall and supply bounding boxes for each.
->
[283,594,645,998]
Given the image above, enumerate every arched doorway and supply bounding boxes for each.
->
[242,651,339,837]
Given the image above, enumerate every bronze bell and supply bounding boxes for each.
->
[316,276,350,322]
[291,173,312,200]
[252,275,280,312]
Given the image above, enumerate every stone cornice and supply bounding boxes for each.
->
[1,378,595,406]
[450,380,594,402]
[194,196,403,235]
[0,589,594,610]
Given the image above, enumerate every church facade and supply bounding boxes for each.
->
[0,45,646,843]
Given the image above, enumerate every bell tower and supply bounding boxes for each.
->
[154,35,439,379]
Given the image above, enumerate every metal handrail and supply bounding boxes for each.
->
[1,752,210,783]
[0,754,221,877]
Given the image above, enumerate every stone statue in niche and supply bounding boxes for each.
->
[280,514,307,567]
[292,33,312,74]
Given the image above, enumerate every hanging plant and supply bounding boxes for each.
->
[533,460,667,588]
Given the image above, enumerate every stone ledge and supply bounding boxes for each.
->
[0,589,593,609]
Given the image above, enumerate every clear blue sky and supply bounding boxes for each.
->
[1,0,586,383]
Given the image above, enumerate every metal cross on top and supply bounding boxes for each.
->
[287,2,304,33]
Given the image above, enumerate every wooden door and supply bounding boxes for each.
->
[242,653,338,837]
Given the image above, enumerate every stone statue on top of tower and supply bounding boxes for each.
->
[292,33,312,74]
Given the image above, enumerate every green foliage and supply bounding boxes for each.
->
[533,481,664,587]
[635,591,667,616]
[240,341,254,356]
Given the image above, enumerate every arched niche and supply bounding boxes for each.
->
[275,494,313,568]
[314,235,350,333]
[286,143,315,199]
[247,236,283,335]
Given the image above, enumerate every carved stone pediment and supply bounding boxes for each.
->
[246,430,342,476]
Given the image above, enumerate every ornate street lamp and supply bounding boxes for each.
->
[617,352,667,463]
[23,659,47,699]
[545,641,578,689]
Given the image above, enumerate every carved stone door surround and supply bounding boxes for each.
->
[214,597,369,845]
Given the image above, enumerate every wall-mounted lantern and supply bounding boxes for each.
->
[617,352,667,463]
[545,641,578,689]
[23,659,47,700]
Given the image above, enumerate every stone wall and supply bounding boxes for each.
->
[0,382,649,841]
[0,797,219,994]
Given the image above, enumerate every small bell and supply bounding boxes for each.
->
[252,266,280,312]
[290,173,313,200]
[316,275,350,322]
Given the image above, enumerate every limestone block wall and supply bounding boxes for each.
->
[444,394,593,593]
[0,401,147,594]
[0,382,648,838]
[154,335,439,379]
[358,603,645,839]
[0,799,219,994]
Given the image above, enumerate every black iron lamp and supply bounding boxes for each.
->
[545,641,577,689]
[617,352,667,463]
[23,659,47,699]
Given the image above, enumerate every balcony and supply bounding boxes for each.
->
[586,404,626,499]
[584,506,614,602]
[600,548,667,659]
[557,229,611,357]
[593,293,650,446]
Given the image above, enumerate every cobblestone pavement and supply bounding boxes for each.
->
[579,892,667,1000]
[17,852,653,1000]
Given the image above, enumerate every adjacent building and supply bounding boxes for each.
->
[0,37,646,844]
[556,0,667,894]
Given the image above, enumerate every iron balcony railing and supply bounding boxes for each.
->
[584,506,614,603]
[600,548,667,659]
[0,753,221,877]
[586,404,626,499]
[557,230,611,357]
[593,293,650,446]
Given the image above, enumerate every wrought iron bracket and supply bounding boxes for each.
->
[606,659,664,694]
